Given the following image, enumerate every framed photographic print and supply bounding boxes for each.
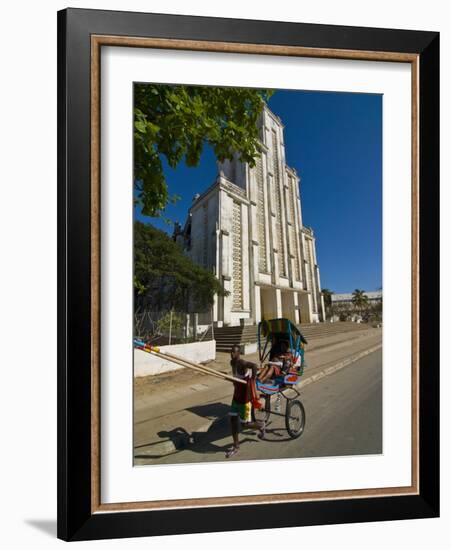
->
[57,8,439,541]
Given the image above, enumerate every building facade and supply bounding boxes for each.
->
[174,105,325,327]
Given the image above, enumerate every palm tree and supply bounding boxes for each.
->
[352,289,369,319]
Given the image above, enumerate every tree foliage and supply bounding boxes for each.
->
[134,84,272,216]
[134,221,228,312]
[321,288,334,318]
[321,288,334,308]
[351,289,369,312]
[156,311,184,334]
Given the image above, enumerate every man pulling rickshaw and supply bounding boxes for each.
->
[225,344,266,459]
[225,318,308,458]
[134,317,307,460]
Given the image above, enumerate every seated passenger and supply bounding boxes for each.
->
[258,340,293,383]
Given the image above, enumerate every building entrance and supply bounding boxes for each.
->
[260,288,278,320]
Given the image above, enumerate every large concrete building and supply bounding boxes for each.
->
[174,104,325,327]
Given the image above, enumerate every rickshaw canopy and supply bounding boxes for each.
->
[258,318,308,366]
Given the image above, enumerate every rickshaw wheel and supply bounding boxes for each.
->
[252,395,271,424]
[285,399,306,439]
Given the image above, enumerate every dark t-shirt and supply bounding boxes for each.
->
[230,358,256,404]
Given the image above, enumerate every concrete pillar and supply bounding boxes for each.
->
[319,293,326,322]
[193,313,198,340]
[273,249,280,284]
[219,190,233,326]
[306,294,314,323]
[222,276,232,325]
[254,285,262,324]
[275,288,282,318]
[293,292,300,324]
[185,313,191,338]
[250,238,259,323]
[212,294,218,323]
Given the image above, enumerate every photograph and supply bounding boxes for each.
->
[132,83,383,465]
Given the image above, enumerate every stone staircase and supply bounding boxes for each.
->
[212,325,259,353]
[213,321,371,353]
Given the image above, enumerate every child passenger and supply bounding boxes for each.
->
[258,339,293,383]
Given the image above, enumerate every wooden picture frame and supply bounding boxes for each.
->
[57,7,439,541]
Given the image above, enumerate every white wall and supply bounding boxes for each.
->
[0,1,449,550]
[134,340,216,376]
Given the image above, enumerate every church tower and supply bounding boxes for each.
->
[179,104,325,327]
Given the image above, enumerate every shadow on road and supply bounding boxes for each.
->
[260,425,294,443]
[134,401,297,462]
[135,426,190,450]
[135,402,231,458]
[189,416,259,456]
[187,402,230,420]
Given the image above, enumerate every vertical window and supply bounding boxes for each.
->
[256,155,268,272]
[272,129,286,277]
[232,201,243,309]
[202,202,209,268]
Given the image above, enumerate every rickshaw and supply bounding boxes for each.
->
[252,318,308,439]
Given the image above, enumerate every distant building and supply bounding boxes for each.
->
[174,104,325,327]
[331,291,383,306]
[329,291,382,322]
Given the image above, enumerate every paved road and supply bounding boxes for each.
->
[145,348,382,464]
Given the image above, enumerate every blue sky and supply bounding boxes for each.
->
[135,89,382,294]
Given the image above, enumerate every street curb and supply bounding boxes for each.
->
[135,343,382,459]
[305,329,380,353]
[298,343,382,390]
